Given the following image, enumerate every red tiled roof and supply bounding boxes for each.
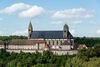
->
[9,39,46,45]
[44,45,49,48]
[30,40,46,43]
[62,40,71,45]
[77,44,87,49]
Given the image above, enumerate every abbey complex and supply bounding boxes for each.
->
[0,22,78,55]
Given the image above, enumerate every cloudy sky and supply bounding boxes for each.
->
[0,0,100,37]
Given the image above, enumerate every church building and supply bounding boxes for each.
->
[0,21,76,55]
[28,22,74,50]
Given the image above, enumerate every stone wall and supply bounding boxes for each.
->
[6,49,77,55]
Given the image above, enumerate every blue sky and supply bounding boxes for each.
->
[0,0,100,37]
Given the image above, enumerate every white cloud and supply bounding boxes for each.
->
[0,3,44,18]
[18,6,44,17]
[12,30,28,36]
[0,31,6,36]
[50,21,64,26]
[73,20,82,24]
[52,8,94,19]
[96,29,100,34]
[0,31,3,36]
[0,3,30,14]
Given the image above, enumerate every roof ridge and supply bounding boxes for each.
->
[33,30,63,31]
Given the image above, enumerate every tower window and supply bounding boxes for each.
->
[64,31,66,32]
[29,29,31,31]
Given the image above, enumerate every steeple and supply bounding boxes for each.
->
[28,21,33,32]
[63,24,69,38]
[28,21,33,39]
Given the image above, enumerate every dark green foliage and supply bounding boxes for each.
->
[0,49,100,67]
[9,35,27,39]
[0,35,27,41]
[0,50,67,67]
[74,37,100,47]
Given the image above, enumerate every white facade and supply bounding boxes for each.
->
[7,45,36,49]
[52,50,78,55]
[0,38,76,55]
[51,45,71,50]
[7,43,45,50]
[0,45,4,49]
[46,39,74,45]
[6,49,77,55]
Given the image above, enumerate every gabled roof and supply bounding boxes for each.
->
[62,40,71,45]
[77,44,88,49]
[9,39,45,45]
[31,31,73,39]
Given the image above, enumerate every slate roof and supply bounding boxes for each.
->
[31,31,73,39]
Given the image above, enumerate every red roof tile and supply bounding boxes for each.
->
[9,39,46,45]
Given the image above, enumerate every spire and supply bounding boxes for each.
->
[63,24,69,38]
[28,21,33,32]
[64,24,69,31]
[28,21,33,39]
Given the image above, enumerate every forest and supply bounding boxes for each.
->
[74,37,100,47]
[0,48,100,67]
[0,36,27,41]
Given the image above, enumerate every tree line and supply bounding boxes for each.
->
[0,48,100,67]
[0,36,27,41]
[74,37,100,47]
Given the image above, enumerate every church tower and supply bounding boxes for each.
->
[28,21,33,39]
[63,24,69,38]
